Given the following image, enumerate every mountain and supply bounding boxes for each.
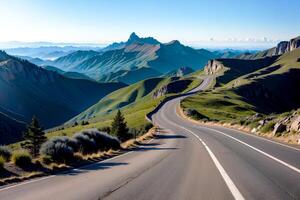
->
[43,65,94,81]
[67,75,197,125]
[164,66,194,77]
[0,51,126,133]
[103,32,160,51]
[52,50,100,70]
[237,36,300,59]
[0,112,25,145]
[50,33,217,84]
[4,46,102,60]
[69,77,166,123]
[98,67,161,84]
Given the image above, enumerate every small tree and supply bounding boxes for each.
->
[22,116,47,157]
[111,110,130,142]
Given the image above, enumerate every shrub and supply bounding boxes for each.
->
[0,156,4,169]
[40,136,76,163]
[0,145,12,161]
[261,121,276,133]
[73,132,96,154]
[78,129,120,152]
[12,150,32,168]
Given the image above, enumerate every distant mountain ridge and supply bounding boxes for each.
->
[48,33,218,84]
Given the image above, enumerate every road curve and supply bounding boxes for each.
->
[0,77,299,200]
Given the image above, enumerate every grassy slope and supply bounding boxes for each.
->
[182,48,300,122]
[48,76,202,138]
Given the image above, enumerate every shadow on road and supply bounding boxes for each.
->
[156,134,186,139]
[134,147,178,152]
[58,162,129,176]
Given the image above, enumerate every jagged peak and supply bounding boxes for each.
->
[0,50,11,61]
[127,32,140,42]
[166,40,182,46]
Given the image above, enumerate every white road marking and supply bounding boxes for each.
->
[160,111,245,200]
[0,137,156,192]
[212,126,300,152]
[199,126,300,175]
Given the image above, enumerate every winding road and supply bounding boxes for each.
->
[0,77,299,200]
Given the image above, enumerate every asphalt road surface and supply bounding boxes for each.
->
[0,77,299,200]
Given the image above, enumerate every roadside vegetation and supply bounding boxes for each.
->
[1,110,155,186]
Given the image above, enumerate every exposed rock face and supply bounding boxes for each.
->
[275,41,289,55]
[272,122,286,136]
[152,79,192,99]
[290,116,300,132]
[274,36,300,55]
[204,60,224,75]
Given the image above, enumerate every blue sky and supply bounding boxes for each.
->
[0,0,299,47]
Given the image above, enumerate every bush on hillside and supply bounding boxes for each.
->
[73,132,97,154]
[40,136,77,163]
[12,150,32,168]
[78,129,120,152]
[0,145,12,161]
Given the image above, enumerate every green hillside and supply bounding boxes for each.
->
[48,76,201,138]
[68,77,171,124]
[182,48,300,122]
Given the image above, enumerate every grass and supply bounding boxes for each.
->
[181,89,256,122]
[260,121,276,133]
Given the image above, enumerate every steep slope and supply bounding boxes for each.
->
[204,56,279,85]
[0,112,25,145]
[0,51,126,131]
[43,65,94,81]
[52,50,100,71]
[67,75,199,127]
[99,67,161,84]
[68,77,166,123]
[164,66,194,77]
[184,47,300,123]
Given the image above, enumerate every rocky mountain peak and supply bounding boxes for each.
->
[128,32,140,42]
[0,51,11,61]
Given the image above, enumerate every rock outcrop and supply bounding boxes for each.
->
[290,116,300,132]
[272,122,286,136]
[204,60,224,75]
[274,36,300,55]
